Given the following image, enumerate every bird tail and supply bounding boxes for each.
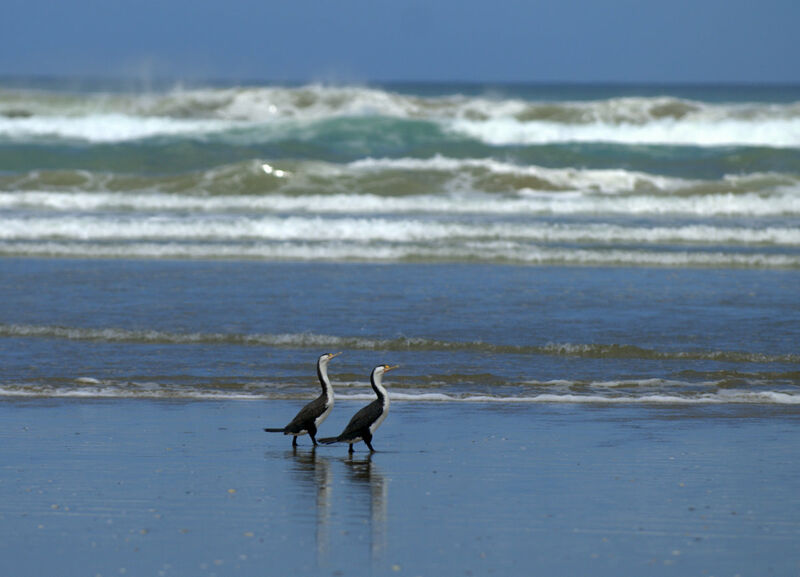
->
[264,428,286,433]
[318,437,339,444]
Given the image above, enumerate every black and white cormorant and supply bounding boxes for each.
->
[319,364,397,453]
[264,352,341,446]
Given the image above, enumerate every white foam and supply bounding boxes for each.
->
[376,389,800,405]
[4,87,800,147]
[137,89,800,131]
[2,214,800,247]
[219,85,417,120]
[348,155,686,193]
[11,154,787,202]
[449,117,800,148]
[448,392,800,404]
[441,97,800,148]
[0,239,797,268]
[2,385,798,405]
[0,384,265,401]
[2,187,799,217]
[0,114,238,143]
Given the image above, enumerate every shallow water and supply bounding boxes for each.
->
[1,400,799,577]
[0,259,798,405]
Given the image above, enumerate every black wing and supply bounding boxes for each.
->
[284,394,327,433]
[337,400,382,440]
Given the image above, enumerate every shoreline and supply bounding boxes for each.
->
[2,399,799,576]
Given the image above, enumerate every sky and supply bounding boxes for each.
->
[1,0,798,84]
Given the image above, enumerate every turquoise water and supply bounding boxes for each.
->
[1,82,800,266]
[0,81,799,403]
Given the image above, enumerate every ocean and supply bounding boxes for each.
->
[2,80,800,577]
[1,80,798,404]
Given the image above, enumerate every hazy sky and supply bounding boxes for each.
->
[1,0,798,83]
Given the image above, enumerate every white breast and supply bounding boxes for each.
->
[369,396,390,434]
[315,394,334,427]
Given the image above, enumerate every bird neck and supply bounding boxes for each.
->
[370,370,388,406]
[317,361,333,402]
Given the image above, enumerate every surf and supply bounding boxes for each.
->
[3,85,800,148]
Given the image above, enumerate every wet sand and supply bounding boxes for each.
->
[1,399,799,577]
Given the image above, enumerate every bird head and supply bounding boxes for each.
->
[374,364,398,376]
[319,351,342,366]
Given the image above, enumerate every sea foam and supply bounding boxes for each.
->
[2,187,798,217]
[2,215,799,246]
[3,86,800,147]
[449,116,800,148]
[0,113,238,143]
[2,383,798,405]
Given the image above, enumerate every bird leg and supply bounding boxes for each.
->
[364,432,375,452]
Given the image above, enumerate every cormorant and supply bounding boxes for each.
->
[319,364,397,453]
[264,352,341,446]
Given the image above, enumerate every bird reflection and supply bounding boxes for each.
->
[288,447,332,564]
[285,448,389,567]
[344,453,388,561]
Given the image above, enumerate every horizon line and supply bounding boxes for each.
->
[2,73,800,89]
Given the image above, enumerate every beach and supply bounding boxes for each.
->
[1,80,799,575]
[2,399,799,577]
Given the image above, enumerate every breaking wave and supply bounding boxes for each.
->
[1,379,798,405]
[2,156,798,266]
[2,85,800,147]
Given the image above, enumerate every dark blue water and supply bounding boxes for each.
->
[1,258,798,404]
